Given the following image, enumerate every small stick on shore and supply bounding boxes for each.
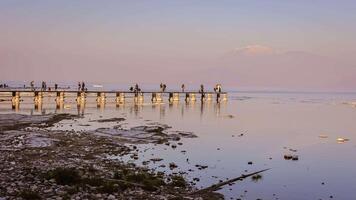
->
[191,168,270,194]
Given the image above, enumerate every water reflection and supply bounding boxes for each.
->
[1,97,225,119]
[2,92,356,199]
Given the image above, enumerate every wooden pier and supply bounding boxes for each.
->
[0,90,227,109]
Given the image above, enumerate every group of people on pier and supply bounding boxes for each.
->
[78,81,87,92]
[0,83,9,88]
[28,81,59,92]
[2,81,224,95]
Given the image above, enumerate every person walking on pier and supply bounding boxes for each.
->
[214,84,222,103]
[214,84,222,93]
[199,84,205,101]
[78,82,81,91]
[81,82,85,91]
[54,83,58,91]
[30,81,35,91]
[181,84,185,92]
[41,81,45,91]
[200,84,204,93]
[134,83,140,97]
[162,84,167,92]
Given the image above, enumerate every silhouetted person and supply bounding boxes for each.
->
[181,84,185,92]
[78,82,81,91]
[200,84,204,93]
[215,84,222,103]
[200,84,205,101]
[160,83,163,92]
[81,82,85,91]
[162,84,166,92]
[41,81,45,91]
[134,83,140,97]
[30,81,35,91]
[215,84,222,93]
[54,84,58,90]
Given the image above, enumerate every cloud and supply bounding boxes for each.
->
[232,45,276,56]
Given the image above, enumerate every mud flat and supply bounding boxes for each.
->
[0,114,222,200]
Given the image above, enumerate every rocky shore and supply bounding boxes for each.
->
[0,114,223,200]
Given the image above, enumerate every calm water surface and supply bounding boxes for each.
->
[1,92,356,200]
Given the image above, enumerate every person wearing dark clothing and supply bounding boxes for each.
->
[200,84,204,93]
[81,82,85,91]
[160,83,163,92]
[30,81,35,91]
[181,84,185,92]
[200,84,205,101]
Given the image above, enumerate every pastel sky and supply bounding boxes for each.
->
[1,0,356,91]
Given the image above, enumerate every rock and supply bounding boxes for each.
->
[108,194,116,200]
[169,163,178,170]
[292,155,299,161]
[284,154,292,160]
[150,158,163,162]
[44,188,53,193]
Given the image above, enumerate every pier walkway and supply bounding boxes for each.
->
[0,89,228,109]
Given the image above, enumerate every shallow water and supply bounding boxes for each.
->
[1,92,356,199]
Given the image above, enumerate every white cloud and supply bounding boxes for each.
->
[233,45,276,56]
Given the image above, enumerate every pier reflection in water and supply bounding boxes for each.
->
[0,95,227,120]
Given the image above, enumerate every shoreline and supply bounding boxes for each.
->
[0,113,223,200]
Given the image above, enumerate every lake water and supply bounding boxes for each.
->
[1,91,356,200]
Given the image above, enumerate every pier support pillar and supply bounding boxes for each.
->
[96,92,106,108]
[11,91,20,108]
[222,93,228,101]
[134,93,144,103]
[116,93,125,104]
[168,93,173,103]
[96,92,106,104]
[33,91,43,111]
[34,91,42,105]
[152,93,162,103]
[190,93,196,102]
[56,91,65,103]
[206,93,213,101]
[11,91,20,110]
[77,92,86,105]
[173,93,179,101]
